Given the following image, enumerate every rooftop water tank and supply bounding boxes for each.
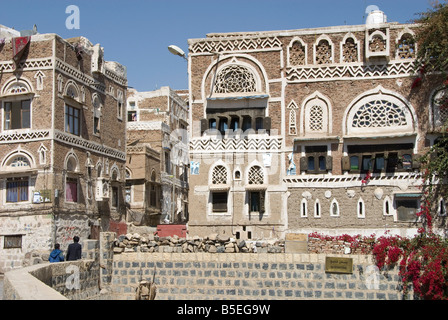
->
[365,5,387,25]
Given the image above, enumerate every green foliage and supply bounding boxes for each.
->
[413,0,448,74]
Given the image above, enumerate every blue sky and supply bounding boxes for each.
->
[1,0,434,91]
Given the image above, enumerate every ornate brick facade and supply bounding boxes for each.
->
[0,26,127,272]
[187,10,444,240]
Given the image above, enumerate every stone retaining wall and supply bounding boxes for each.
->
[3,260,101,300]
[109,252,409,300]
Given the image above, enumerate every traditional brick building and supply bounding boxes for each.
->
[187,9,444,240]
[0,25,127,272]
[126,86,189,226]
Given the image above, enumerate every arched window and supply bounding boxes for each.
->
[214,65,257,94]
[301,198,308,218]
[93,94,102,135]
[342,37,359,63]
[345,89,415,136]
[397,33,416,59]
[315,39,333,64]
[289,40,306,66]
[2,79,33,131]
[212,165,228,184]
[65,154,79,203]
[383,196,393,216]
[357,198,365,218]
[330,199,340,217]
[248,165,264,185]
[314,199,321,218]
[302,94,331,135]
[431,87,448,129]
[3,153,33,203]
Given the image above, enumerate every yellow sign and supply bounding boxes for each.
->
[325,257,353,274]
[285,233,307,241]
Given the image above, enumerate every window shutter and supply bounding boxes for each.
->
[325,156,333,171]
[300,157,308,172]
[200,119,208,135]
[260,191,265,214]
[341,156,350,171]
[263,117,271,131]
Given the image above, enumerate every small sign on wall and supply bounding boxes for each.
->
[33,190,51,203]
[325,257,353,274]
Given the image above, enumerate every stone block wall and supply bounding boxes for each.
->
[109,252,407,300]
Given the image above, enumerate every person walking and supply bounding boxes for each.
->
[66,236,82,261]
[49,243,64,262]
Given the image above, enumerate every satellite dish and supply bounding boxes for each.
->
[168,45,186,58]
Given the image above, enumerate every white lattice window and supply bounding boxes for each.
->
[289,41,306,66]
[397,34,415,59]
[309,105,324,131]
[315,39,332,64]
[214,65,256,94]
[352,100,407,128]
[248,166,263,185]
[342,38,358,63]
[432,87,448,127]
[289,109,297,135]
[369,35,387,53]
[303,95,330,135]
[212,165,227,184]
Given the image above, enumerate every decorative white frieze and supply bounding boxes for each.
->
[284,172,422,188]
[190,137,282,152]
[0,130,50,143]
[189,36,282,54]
[286,60,414,83]
[54,130,125,161]
[0,58,53,73]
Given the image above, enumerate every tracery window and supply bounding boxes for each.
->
[432,87,448,127]
[342,37,358,63]
[248,166,263,185]
[289,41,306,66]
[352,100,407,129]
[9,156,30,168]
[309,105,324,131]
[369,35,387,53]
[397,33,415,59]
[212,165,227,184]
[289,109,297,135]
[315,39,332,64]
[214,65,256,94]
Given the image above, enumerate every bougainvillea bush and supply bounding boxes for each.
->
[309,230,448,300]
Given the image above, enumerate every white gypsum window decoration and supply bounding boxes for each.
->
[397,34,416,59]
[352,100,407,128]
[214,65,257,94]
[309,105,324,131]
[342,38,358,63]
[315,40,332,64]
[248,166,264,185]
[433,87,448,127]
[289,109,297,135]
[212,165,227,184]
[290,41,306,66]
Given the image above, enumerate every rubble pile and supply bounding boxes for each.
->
[113,233,285,254]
